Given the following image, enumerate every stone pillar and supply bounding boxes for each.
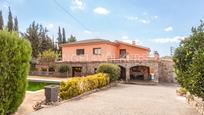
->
[154,70,159,83]
[126,67,130,81]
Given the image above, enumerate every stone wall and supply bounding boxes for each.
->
[57,61,104,77]
[158,59,176,83]
[53,59,176,83]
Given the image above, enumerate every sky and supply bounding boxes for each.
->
[0,0,204,56]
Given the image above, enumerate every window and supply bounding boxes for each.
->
[93,48,101,55]
[120,49,126,58]
[76,49,84,55]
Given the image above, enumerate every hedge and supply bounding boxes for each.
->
[96,63,120,82]
[0,30,32,115]
[59,73,110,100]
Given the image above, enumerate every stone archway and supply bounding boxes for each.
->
[129,66,150,80]
[118,65,126,80]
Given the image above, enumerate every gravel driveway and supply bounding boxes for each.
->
[31,84,200,115]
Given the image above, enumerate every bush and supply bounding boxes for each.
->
[0,30,32,114]
[176,87,188,96]
[59,73,109,100]
[173,21,204,99]
[38,49,59,65]
[96,63,120,82]
[41,67,47,71]
[57,64,70,73]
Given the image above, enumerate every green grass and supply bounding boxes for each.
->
[27,81,57,91]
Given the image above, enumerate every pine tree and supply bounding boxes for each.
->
[62,28,66,43]
[7,7,13,32]
[67,34,77,42]
[0,10,4,30]
[14,16,18,32]
[58,27,62,44]
[24,21,54,58]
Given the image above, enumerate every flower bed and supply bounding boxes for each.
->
[59,73,110,100]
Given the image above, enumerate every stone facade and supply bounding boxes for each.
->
[158,59,176,83]
[56,59,176,83]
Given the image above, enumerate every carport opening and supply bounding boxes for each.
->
[130,66,150,80]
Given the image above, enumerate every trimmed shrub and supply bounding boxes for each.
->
[0,30,32,114]
[96,63,120,82]
[59,73,109,100]
[57,64,71,73]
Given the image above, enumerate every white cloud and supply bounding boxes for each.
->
[125,12,158,24]
[121,36,143,45]
[139,19,150,24]
[3,4,8,8]
[125,16,138,21]
[152,36,186,44]
[122,35,129,39]
[71,0,85,10]
[125,16,150,24]
[153,15,158,19]
[143,12,148,15]
[46,23,54,29]
[83,30,92,34]
[93,7,110,15]
[164,26,173,32]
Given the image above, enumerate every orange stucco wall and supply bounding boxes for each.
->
[117,44,149,59]
[62,43,118,61]
[61,42,149,62]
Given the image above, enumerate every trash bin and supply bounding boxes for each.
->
[44,85,59,103]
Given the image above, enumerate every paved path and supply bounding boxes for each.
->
[15,90,45,115]
[31,84,200,115]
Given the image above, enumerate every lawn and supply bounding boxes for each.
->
[27,81,58,91]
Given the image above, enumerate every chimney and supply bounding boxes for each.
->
[132,41,136,45]
[154,51,160,60]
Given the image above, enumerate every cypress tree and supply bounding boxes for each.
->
[62,28,66,43]
[0,10,3,30]
[14,16,18,32]
[7,7,13,32]
[58,26,62,44]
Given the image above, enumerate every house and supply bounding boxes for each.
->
[60,39,152,62]
[59,39,175,83]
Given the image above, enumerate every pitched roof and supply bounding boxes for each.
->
[115,40,150,51]
[60,38,150,51]
[59,38,114,47]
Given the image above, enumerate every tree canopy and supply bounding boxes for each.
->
[7,7,13,32]
[0,10,3,30]
[62,28,66,43]
[24,21,55,58]
[173,20,204,99]
[67,34,76,42]
[58,26,62,44]
[14,16,18,32]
